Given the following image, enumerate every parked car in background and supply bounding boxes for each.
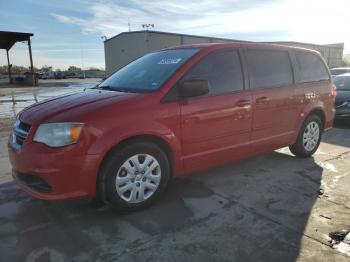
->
[23,71,40,78]
[54,71,66,79]
[330,67,350,78]
[37,71,55,79]
[8,43,335,211]
[333,73,350,121]
[64,71,83,79]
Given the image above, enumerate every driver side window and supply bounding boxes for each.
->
[182,49,244,96]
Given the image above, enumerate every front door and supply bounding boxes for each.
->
[179,49,253,172]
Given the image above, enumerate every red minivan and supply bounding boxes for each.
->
[8,43,336,211]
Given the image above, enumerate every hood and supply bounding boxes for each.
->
[335,90,350,106]
[19,89,134,124]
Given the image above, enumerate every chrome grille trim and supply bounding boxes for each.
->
[12,121,31,147]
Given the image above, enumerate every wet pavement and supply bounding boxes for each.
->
[0,80,99,119]
[0,84,350,261]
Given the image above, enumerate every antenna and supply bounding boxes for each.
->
[142,24,154,31]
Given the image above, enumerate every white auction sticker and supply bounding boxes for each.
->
[157,58,182,65]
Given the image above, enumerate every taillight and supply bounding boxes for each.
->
[331,83,337,103]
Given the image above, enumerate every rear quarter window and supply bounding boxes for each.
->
[245,49,293,89]
[294,51,330,83]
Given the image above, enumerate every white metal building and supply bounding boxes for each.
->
[104,30,344,76]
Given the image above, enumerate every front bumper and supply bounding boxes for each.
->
[8,140,100,201]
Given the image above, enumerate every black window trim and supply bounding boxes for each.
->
[244,47,296,90]
[161,48,246,103]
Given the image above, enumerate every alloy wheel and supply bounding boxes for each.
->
[302,121,320,152]
[115,154,161,203]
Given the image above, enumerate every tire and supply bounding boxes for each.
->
[289,114,323,158]
[99,141,171,212]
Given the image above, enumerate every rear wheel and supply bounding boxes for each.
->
[289,114,323,158]
[99,141,171,212]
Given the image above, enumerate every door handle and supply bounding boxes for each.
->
[256,96,269,104]
[235,100,251,107]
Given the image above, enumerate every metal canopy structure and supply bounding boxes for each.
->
[0,31,36,86]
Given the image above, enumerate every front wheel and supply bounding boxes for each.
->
[289,115,323,158]
[99,141,171,212]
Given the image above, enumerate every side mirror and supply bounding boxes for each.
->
[178,80,209,98]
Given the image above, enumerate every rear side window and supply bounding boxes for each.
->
[182,49,244,96]
[295,51,330,83]
[246,49,293,89]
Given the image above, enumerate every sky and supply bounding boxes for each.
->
[0,0,349,70]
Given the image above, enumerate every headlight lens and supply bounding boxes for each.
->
[34,122,83,147]
[13,118,20,128]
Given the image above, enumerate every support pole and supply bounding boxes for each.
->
[6,49,12,84]
[28,37,36,86]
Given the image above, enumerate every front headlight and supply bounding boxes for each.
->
[33,122,83,147]
[13,118,20,128]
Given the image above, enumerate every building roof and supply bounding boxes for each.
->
[106,30,344,51]
[105,30,249,43]
[0,31,34,50]
[266,41,344,49]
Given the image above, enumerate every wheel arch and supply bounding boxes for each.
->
[306,108,326,130]
[96,134,176,201]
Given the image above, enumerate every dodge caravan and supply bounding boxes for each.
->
[8,43,336,211]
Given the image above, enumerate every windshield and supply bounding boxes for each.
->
[99,48,200,92]
[334,75,350,90]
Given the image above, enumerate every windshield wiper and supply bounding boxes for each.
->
[95,85,115,91]
[95,85,132,93]
[95,85,151,93]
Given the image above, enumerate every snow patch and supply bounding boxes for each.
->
[333,233,350,257]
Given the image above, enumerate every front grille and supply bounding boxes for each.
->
[14,171,53,193]
[13,120,31,147]
[16,135,25,145]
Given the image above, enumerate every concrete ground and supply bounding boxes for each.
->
[0,85,349,261]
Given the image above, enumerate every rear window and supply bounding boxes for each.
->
[333,75,350,90]
[330,69,349,76]
[295,51,330,83]
[246,49,293,89]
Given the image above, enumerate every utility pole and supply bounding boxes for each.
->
[79,37,85,79]
[6,49,12,84]
[28,37,37,86]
